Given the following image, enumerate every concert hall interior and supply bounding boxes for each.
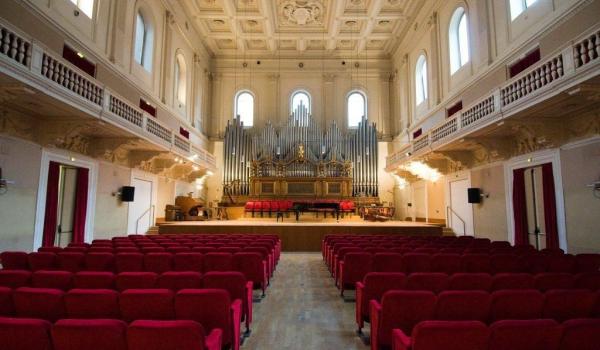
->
[0,0,599,349]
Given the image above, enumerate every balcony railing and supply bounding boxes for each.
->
[386,26,600,170]
[0,20,216,171]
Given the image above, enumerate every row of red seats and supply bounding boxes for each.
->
[244,200,356,213]
[335,252,600,295]
[0,318,222,350]
[370,289,600,350]
[392,318,600,350]
[355,271,600,332]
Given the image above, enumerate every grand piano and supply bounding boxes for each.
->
[292,201,340,221]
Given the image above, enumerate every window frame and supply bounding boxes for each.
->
[70,0,94,18]
[510,0,538,20]
[448,7,470,75]
[290,90,312,115]
[133,9,154,72]
[234,90,255,128]
[174,53,187,108]
[415,54,428,106]
[346,90,367,128]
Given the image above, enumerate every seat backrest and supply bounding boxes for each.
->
[546,254,577,273]
[488,319,562,350]
[175,288,232,346]
[115,253,144,273]
[379,290,436,347]
[85,253,115,272]
[342,252,373,282]
[0,270,32,289]
[57,252,85,272]
[575,254,600,273]
[447,273,492,291]
[410,320,489,350]
[204,252,233,272]
[64,288,120,319]
[574,272,600,290]
[0,317,52,350]
[115,272,158,291]
[31,271,73,291]
[491,273,534,291]
[461,254,491,273]
[202,271,246,304]
[533,273,574,292]
[542,289,596,322]
[51,319,128,350]
[73,271,115,289]
[144,253,174,274]
[430,254,462,274]
[490,254,522,273]
[127,320,208,350]
[434,291,491,322]
[120,289,175,322]
[373,253,403,272]
[233,252,264,283]
[28,252,57,271]
[406,273,449,293]
[157,271,203,291]
[490,289,544,322]
[559,318,600,350]
[402,253,432,273]
[0,286,13,316]
[13,287,65,322]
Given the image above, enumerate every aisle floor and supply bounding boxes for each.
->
[242,253,368,350]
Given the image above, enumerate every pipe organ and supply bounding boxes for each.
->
[222,102,378,201]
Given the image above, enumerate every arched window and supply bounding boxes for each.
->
[235,91,254,127]
[70,0,94,18]
[134,10,153,71]
[174,54,186,107]
[347,91,367,128]
[510,0,537,20]
[449,7,470,74]
[415,55,428,105]
[291,90,311,114]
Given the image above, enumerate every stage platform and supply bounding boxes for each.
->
[157,218,442,251]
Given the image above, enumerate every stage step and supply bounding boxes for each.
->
[146,226,159,235]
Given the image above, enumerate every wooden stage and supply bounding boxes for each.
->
[157,218,442,251]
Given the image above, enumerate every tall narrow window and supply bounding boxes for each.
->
[347,91,367,128]
[449,7,470,74]
[415,55,428,105]
[70,0,94,18]
[134,11,153,72]
[174,54,186,107]
[235,91,254,127]
[510,0,538,20]
[291,90,311,115]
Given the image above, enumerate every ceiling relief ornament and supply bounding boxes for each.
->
[280,0,324,26]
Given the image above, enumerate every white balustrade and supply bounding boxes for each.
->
[0,24,30,67]
[573,29,600,68]
[109,94,144,128]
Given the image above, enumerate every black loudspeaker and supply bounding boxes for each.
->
[121,186,135,202]
[468,188,481,204]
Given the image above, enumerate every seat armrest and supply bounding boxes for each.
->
[245,281,254,325]
[205,329,223,350]
[356,281,365,329]
[370,300,383,350]
[392,329,412,350]
[230,299,242,350]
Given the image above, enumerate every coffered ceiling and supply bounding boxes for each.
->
[180,0,424,59]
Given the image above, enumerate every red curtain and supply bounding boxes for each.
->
[512,168,529,246]
[42,161,61,247]
[542,163,559,249]
[72,167,89,243]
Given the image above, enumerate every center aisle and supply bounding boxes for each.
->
[243,253,367,349]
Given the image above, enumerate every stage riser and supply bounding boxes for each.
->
[158,225,442,252]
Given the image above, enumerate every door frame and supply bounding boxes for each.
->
[411,180,428,222]
[33,149,98,250]
[445,170,474,236]
[504,148,567,251]
[127,169,158,235]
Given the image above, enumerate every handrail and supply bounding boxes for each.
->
[446,206,467,236]
[135,205,155,234]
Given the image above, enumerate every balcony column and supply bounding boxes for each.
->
[379,73,391,139]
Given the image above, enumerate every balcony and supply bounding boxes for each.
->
[0,19,216,172]
[386,26,600,172]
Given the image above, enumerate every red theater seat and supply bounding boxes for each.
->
[115,272,157,291]
[392,320,489,350]
[31,270,73,290]
[115,253,144,273]
[534,273,575,292]
[73,271,115,289]
[157,271,202,290]
[491,273,534,291]
[546,254,577,273]
[52,319,128,350]
[0,270,31,288]
[488,319,562,350]
[85,253,114,271]
[355,272,406,332]
[575,254,600,273]
[145,253,173,274]
[57,252,85,272]
[461,254,491,273]
[574,272,600,290]
[173,253,204,272]
[120,289,175,322]
[430,254,462,274]
[127,320,222,350]
[13,287,65,322]
[28,252,56,271]
[338,252,373,296]
[175,289,241,350]
[202,271,253,332]
[401,253,432,273]
[543,289,596,322]
[233,252,268,296]
[447,273,492,291]
[435,290,491,322]
[64,289,120,319]
[559,318,600,350]
[38,246,62,254]
[0,317,52,350]
[406,273,448,293]
[204,252,233,272]
[490,289,544,322]
[490,254,522,273]
[0,287,13,316]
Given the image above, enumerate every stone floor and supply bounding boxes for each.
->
[242,253,369,350]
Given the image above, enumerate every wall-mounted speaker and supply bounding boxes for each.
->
[121,186,135,202]
[468,188,481,204]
